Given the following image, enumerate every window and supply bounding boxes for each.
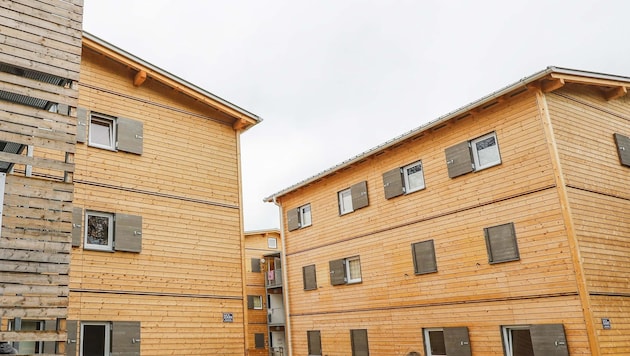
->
[80,322,111,356]
[338,181,369,215]
[268,237,278,249]
[412,240,437,275]
[484,222,519,264]
[9,319,44,354]
[251,258,261,273]
[303,264,317,291]
[254,333,265,349]
[307,330,322,356]
[247,295,263,310]
[329,256,362,285]
[614,133,630,167]
[350,329,369,356]
[445,131,501,178]
[76,209,142,253]
[89,114,116,150]
[423,327,471,356]
[382,160,425,199]
[502,324,568,356]
[85,211,114,251]
[287,203,312,231]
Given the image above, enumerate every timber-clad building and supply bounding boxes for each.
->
[265,67,630,356]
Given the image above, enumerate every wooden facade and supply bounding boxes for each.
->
[265,68,630,355]
[66,33,259,355]
[0,0,83,354]
[244,230,284,356]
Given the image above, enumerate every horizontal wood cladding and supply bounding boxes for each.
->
[70,184,243,297]
[68,293,245,356]
[547,85,630,199]
[288,295,589,355]
[280,91,556,254]
[567,188,630,294]
[286,189,576,314]
[0,0,82,80]
[590,295,630,355]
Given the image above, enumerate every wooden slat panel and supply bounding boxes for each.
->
[0,151,73,172]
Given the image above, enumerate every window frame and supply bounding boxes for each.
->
[412,240,438,275]
[502,325,532,356]
[88,113,116,151]
[423,328,446,356]
[9,319,44,354]
[470,131,501,171]
[84,211,114,251]
[299,204,312,228]
[338,188,353,215]
[268,237,278,249]
[253,295,263,310]
[402,160,426,194]
[80,322,111,356]
[345,256,362,284]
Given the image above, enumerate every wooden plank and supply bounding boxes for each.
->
[0,74,77,105]
[0,249,69,264]
[0,307,67,318]
[0,295,68,308]
[0,129,75,153]
[0,260,69,274]
[11,0,83,22]
[0,330,66,342]
[0,99,78,126]
[0,151,74,172]
[0,284,68,296]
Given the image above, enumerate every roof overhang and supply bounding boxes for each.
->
[82,32,262,131]
[264,66,630,203]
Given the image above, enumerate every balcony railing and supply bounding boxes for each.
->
[266,268,282,288]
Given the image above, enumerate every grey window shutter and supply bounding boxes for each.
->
[117,117,144,155]
[71,207,83,247]
[484,222,519,264]
[382,168,404,199]
[251,258,261,273]
[287,208,300,231]
[65,320,77,356]
[76,107,88,143]
[614,133,630,167]
[307,330,322,356]
[329,259,346,286]
[247,295,255,309]
[254,333,265,348]
[445,141,473,178]
[351,181,369,210]
[530,324,568,356]
[57,104,70,116]
[112,321,141,356]
[43,319,58,354]
[114,214,142,253]
[303,264,317,291]
[443,327,472,356]
[350,329,369,356]
[412,240,437,274]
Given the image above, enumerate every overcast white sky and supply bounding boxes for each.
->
[83,0,630,231]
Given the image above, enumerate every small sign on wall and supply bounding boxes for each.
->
[602,318,611,330]
[223,313,234,323]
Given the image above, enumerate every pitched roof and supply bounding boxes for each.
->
[264,66,630,202]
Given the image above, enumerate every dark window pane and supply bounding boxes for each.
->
[429,330,446,354]
[83,324,106,356]
[512,329,534,356]
[87,215,110,246]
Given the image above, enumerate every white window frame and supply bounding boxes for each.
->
[80,322,111,356]
[345,256,362,284]
[299,204,312,228]
[402,160,425,194]
[423,328,446,356]
[253,295,263,310]
[9,319,44,354]
[89,113,116,150]
[338,188,353,215]
[84,211,114,251]
[471,132,501,170]
[268,237,278,249]
[501,325,531,356]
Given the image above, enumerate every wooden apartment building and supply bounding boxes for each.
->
[265,67,630,356]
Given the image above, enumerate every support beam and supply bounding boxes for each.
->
[604,86,627,101]
[541,78,565,93]
[133,70,147,87]
[233,119,248,131]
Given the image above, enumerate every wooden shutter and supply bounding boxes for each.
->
[117,117,144,155]
[329,259,346,286]
[71,207,83,247]
[303,265,317,291]
[412,240,437,274]
[114,214,142,253]
[42,319,58,354]
[382,168,404,199]
[65,320,77,356]
[484,223,519,264]
[530,324,568,356]
[251,258,261,273]
[307,330,322,356]
[350,329,369,356]
[445,141,473,178]
[57,104,70,116]
[76,107,88,143]
[614,133,630,167]
[443,327,472,356]
[254,333,265,349]
[112,321,141,356]
[287,208,300,231]
[351,181,369,210]
[247,295,255,309]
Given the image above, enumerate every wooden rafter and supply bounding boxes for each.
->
[133,70,147,87]
[541,78,565,93]
[604,86,627,101]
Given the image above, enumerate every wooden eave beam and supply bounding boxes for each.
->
[604,86,627,101]
[133,70,147,86]
[550,72,630,89]
[541,78,565,93]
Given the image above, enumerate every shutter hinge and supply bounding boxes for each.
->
[132,338,141,344]
[133,231,142,236]
[135,135,143,139]
[72,224,81,228]
[446,159,454,165]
